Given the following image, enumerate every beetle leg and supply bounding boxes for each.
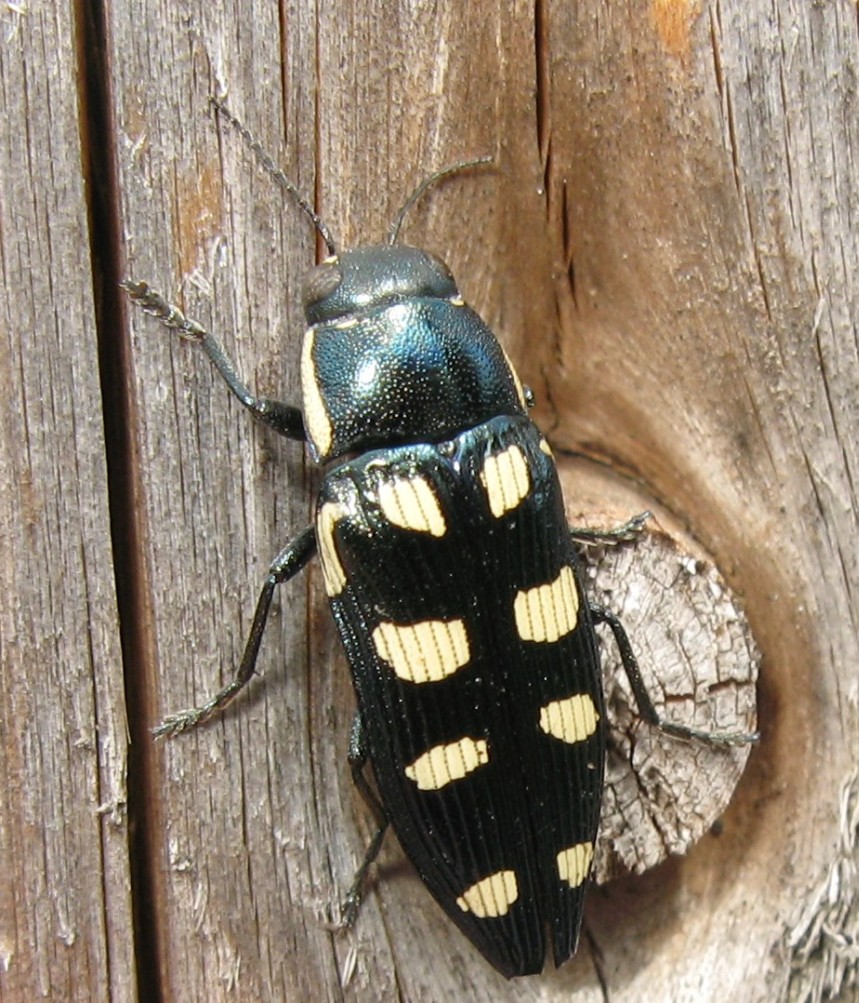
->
[340,711,389,929]
[569,511,651,551]
[590,603,759,746]
[153,526,317,738]
[123,280,306,440]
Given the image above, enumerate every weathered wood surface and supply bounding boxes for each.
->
[0,3,134,1002]
[3,0,857,1000]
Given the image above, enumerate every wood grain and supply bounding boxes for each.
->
[0,3,134,1001]
[2,0,856,1000]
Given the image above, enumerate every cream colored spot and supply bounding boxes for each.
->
[514,565,579,643]
[372,619,470,683]
[539,438,554,457]
[479,445,530,518]
[556,842,594,888]
[317,501,347,597]
[377,475,446,536]
[456,870,519,918]
[404,737,489,790]
[500,344,528,411]
[300,328,333,459]
[539,694,599,744]
[449,294,465,306]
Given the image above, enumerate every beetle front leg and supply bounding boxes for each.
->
[340,711,389,928]
[591,603,759,746]
[123,280,306,440]
[154,526,317,737]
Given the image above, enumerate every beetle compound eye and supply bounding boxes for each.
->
[422,250,456,285]
[302,259,343,315]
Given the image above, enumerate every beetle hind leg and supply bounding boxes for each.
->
[339,711,389,929]
[591,603,759,746]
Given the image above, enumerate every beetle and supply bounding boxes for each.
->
[125,101,757,979]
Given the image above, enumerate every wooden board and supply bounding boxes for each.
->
[2,0,857,1000]
[0,3,134,1000]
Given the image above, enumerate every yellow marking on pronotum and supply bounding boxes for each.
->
[514,565,579,643]
[404,737,490,790]
[456,870,519,918]
[300,328,333,458]
[538,438,554,457]
[317,501,347,597]
[378,475,447,536]
[539,694,599,744]
[556,842,594,888]
[372,619,471,683]
[499,343,529,411]
[479,444,530,518]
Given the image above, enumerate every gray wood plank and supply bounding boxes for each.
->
[107,0,858,1000]
[0,4,134,1001]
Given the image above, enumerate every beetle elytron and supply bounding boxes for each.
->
[125,101,756,978]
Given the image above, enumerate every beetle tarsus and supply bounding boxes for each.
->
[151,680,246,738]
[122,280,207,340]
[657,720,760,746]
[338,823,389,930]
[570,510,652,551]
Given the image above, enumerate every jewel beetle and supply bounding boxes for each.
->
[125,101,757,979]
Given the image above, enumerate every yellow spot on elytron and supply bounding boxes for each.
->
[377,475,447,536]
[539,438,554,457]
[317,501,346,597]
[456,870,519,918]
[539,694,599,744]
[372,619,470,683]
[300,328,333,459]
[404,737,490,790]
[479,445,530,518]
[514,565,579,643]
[449,294,465,306]
[499,344,528,411]
[556,842,594,888]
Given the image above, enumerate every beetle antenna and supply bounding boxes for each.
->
[210,97,338,255]
[387,156,493,245]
